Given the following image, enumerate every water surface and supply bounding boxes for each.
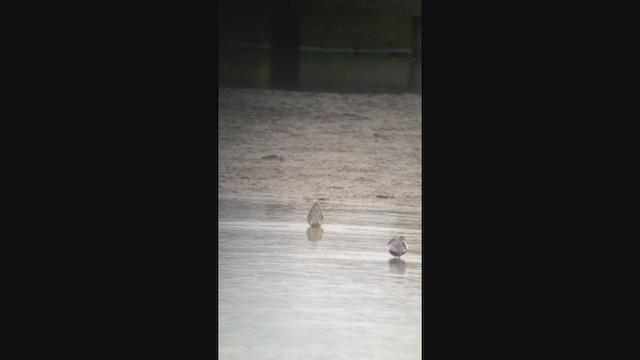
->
[218,199,422,360]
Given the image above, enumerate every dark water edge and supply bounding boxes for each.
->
[218,47,421,94]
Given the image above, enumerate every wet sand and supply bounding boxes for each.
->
[218,88,421,211]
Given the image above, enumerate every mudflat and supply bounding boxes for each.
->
[218,88,422,211]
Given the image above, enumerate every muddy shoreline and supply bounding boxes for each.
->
[218,88,422,211]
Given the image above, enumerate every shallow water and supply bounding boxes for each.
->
[218,199,422,360]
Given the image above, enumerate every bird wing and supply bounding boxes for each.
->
[388,236,399,246]
[307,203,323,226]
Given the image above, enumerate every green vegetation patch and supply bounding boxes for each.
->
[218,13,412,49]
[301,15,411,49]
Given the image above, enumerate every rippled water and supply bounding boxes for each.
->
[218,199,422,360]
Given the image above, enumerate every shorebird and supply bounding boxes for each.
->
[387,235,408,258]
[307,202,323,228]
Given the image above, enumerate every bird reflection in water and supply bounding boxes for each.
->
[306,227,324,242]
[388,258,408,275]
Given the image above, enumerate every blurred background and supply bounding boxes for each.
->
[219,0,421,93]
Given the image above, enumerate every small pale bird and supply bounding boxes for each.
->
[307,202,323,228]
[387,235,408,258]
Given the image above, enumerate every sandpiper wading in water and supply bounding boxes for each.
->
[307,202,323,228]
[387,235,408,258]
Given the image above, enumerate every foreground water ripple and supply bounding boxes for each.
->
[219,199,422,360]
